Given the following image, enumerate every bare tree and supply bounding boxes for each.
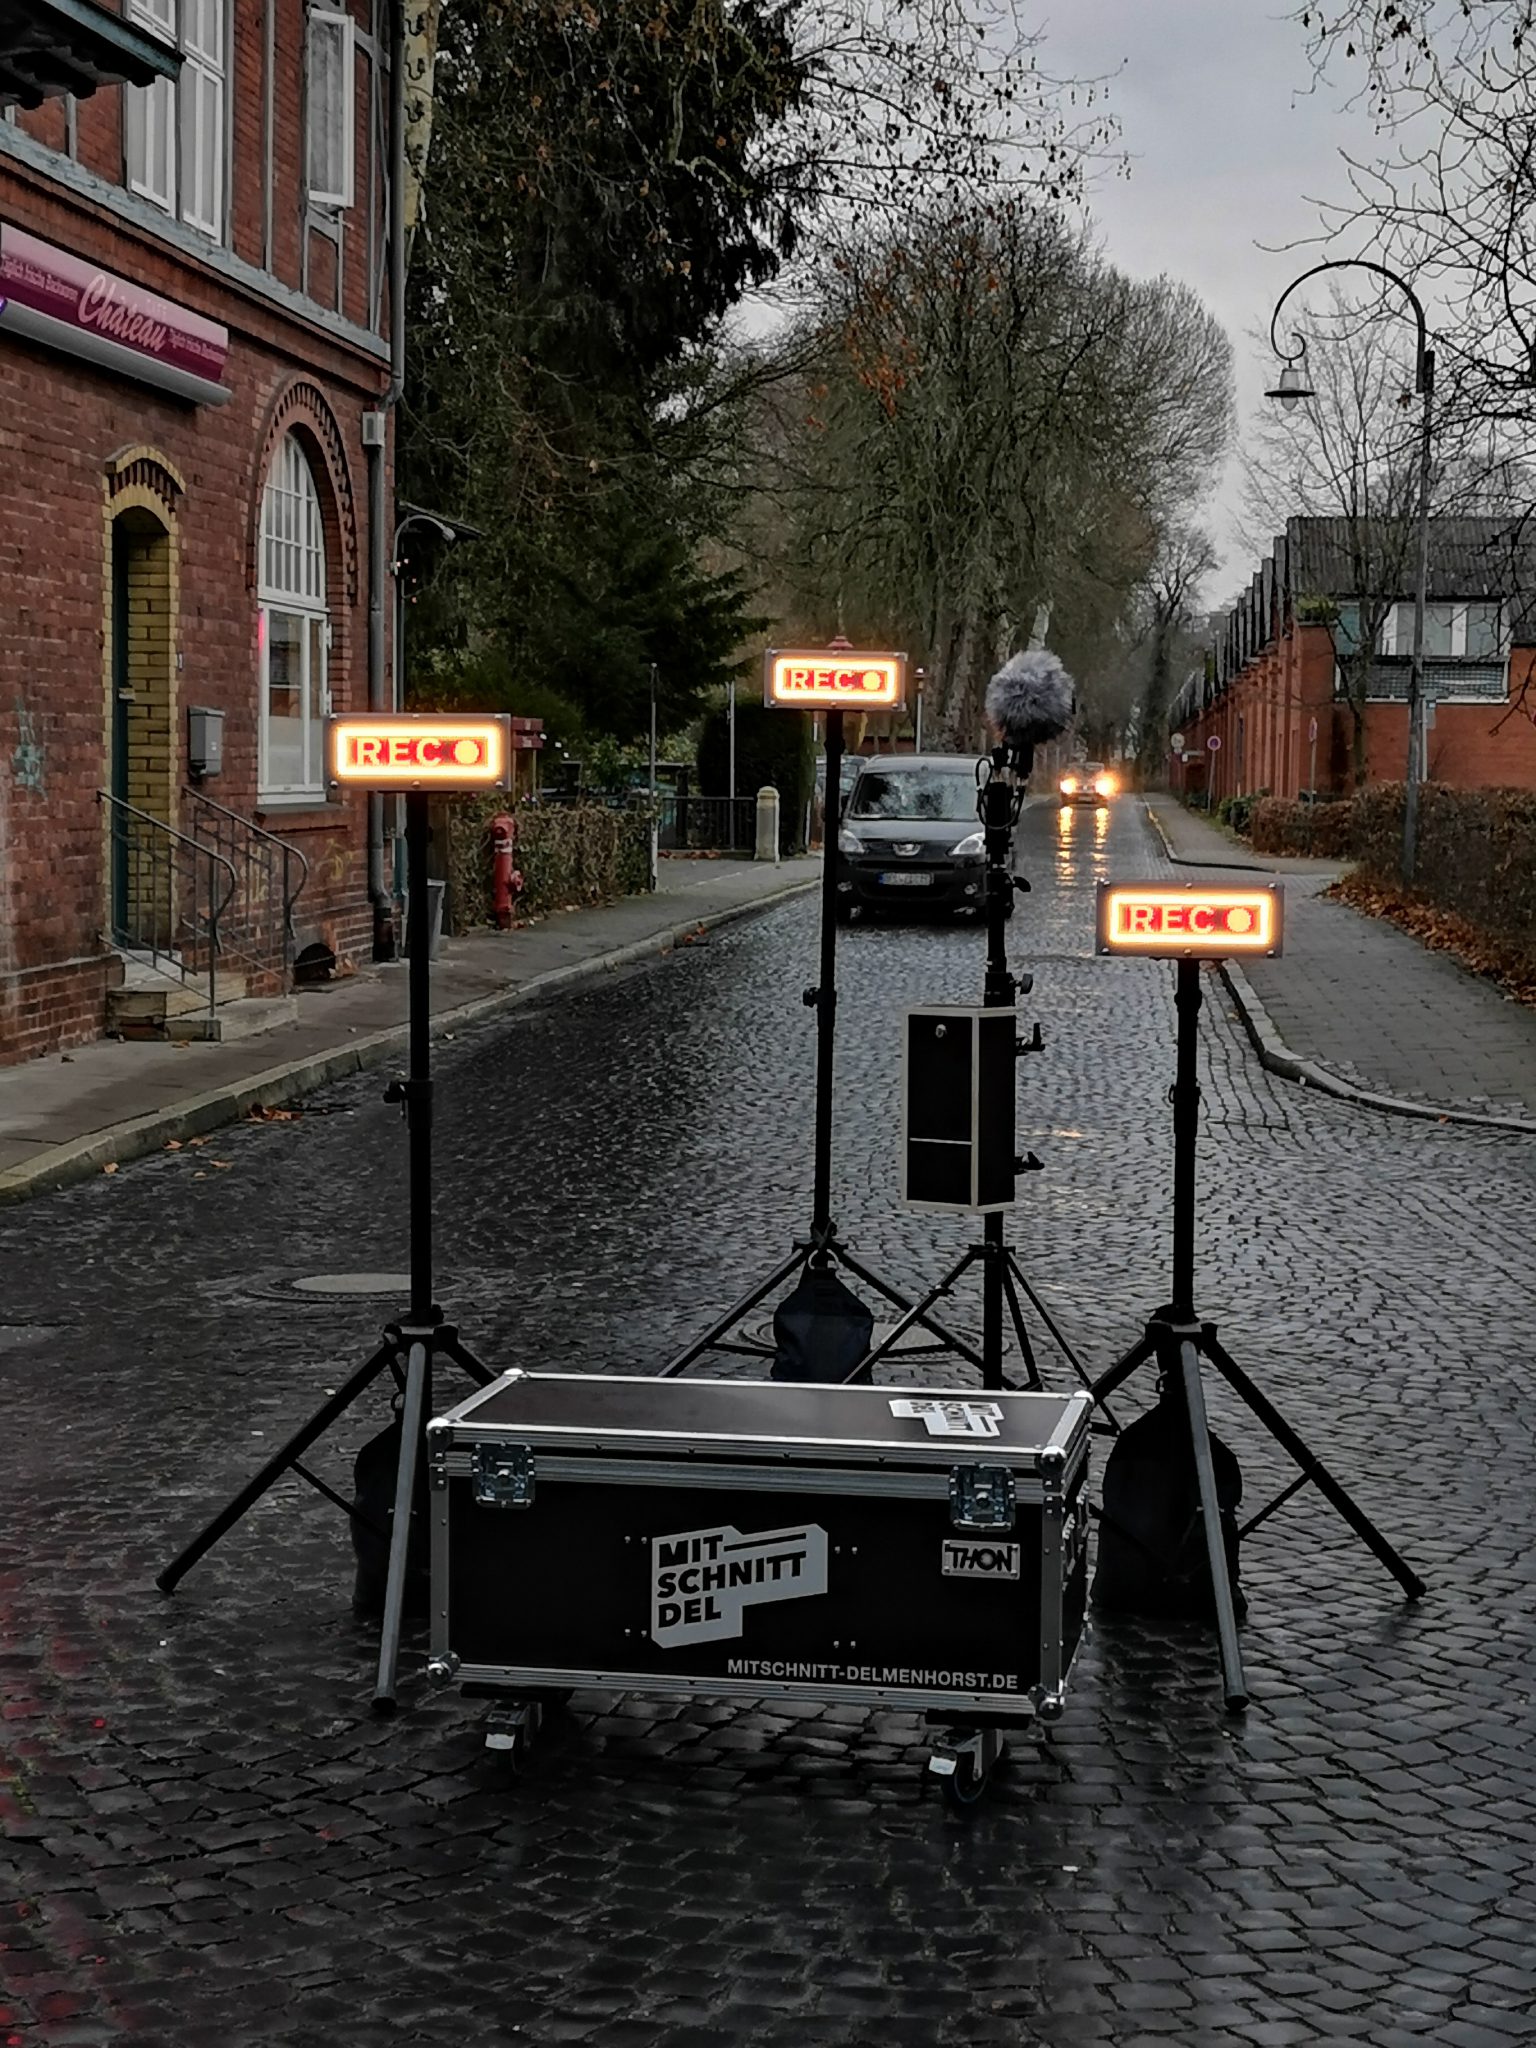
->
[1135,524,1218,783]
[1295,3,1536,445]
[747,207,1232,745]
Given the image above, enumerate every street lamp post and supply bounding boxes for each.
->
[649,661,659,892]
[1266,259,1435,882]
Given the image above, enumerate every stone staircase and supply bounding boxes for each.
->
[99,788,310,1046]
[107,954,297,1044]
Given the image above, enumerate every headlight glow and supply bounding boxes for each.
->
[1060,777,1078,795]
[1094,775,1115,797]
[951,831,985,857]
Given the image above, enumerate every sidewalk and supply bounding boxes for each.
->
[1145,793,1536,1125]
[0,856,818,1203]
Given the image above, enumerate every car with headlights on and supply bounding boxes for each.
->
[1059,761,1116,807]
[835,754,993,921]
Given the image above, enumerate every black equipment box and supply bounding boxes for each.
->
[902,1006,1017,1213]
[427,1373,1091,1719]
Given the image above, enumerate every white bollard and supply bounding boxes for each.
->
[755,785,781,863]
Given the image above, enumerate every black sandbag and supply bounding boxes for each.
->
[771,1265,874,1384]
[1091,1387,1247,1622]
[351,1410,431,1619]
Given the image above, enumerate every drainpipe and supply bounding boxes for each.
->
[365,0,407,958]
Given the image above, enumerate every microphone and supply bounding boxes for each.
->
[983,651,1076,775]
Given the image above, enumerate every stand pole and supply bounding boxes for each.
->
[405,791,436,1329]
[979,747,1018,1393]
[810,709,843,1248]
[1171,959,1201,1320]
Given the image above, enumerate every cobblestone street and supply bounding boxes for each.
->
[2,797,1534,2046]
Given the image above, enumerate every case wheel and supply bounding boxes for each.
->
[483,1700,542,1774]
[929,1727,1006,1813]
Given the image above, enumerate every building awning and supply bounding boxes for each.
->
[0,0,182,110]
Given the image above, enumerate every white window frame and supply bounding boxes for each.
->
[123,0,228,241]
[1379,599,1507,660]
[258,437,331,803]
[307,8,357,211]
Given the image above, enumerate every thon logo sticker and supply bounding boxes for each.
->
[941,1540,1021,1580]
[651,1522,829,1648]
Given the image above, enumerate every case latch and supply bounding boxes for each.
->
[471,1442,535,1509]
[949,1463,1015,1532]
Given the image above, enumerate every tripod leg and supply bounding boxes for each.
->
[157,1338,399,1593]
[659,1246,807,1377]
[1090,1330,1157,1406]
[440,1335,497,1388]
[836,1247,986,1371]
[999,1261,1042,1390]
[374,1339,430,1713]
[1177,1341,1249,1713]
[842,1250,978,1383]
[1007,1256,1118,1425]
[1202,1332,1426,1600]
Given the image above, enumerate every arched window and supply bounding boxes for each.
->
[258,435,330,798]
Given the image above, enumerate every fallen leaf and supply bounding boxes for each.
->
[164,1140,183,1152]
[209,1160,232,1169]
[101,1162,118,1175]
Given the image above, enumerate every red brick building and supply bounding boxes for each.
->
[1170,518,1536,804]
[0,0,412,1065]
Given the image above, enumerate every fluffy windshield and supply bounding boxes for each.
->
[848,767,977,823]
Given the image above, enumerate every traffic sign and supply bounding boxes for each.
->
[1207,734,1222,752]
[325,713,513,790]
[1307,716,1318,743]
[763,648,907,712]
[1170,731,1186,752]
[1096,882,1284,959]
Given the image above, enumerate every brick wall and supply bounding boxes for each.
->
[1180,625,1536,802]
[0,0,392,1065]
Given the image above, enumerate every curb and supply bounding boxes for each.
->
[1139,800,1536,1137]
[0,872,818,1206]
[1217,959,1536,1138]
[1140,796,1270,874]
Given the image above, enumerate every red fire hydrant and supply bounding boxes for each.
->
[488,810,522,929]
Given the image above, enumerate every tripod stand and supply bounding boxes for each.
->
[850,747,1108,1412]
[662,702,986,1379]
[158,789,495,1711]
[1089,953,1425,1711]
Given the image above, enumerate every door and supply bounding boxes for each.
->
[109,522,132,940]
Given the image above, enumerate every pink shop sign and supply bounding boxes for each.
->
[0,224,229,384]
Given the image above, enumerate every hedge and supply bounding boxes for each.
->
[1251,783,1536,960]
[442,794,652,934]
[1250,796,1356,858]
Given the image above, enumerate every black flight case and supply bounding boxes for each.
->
[427,1371,1092,1805]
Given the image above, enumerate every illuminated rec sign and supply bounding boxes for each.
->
[1096,882,1284,958]
[325,715,512,790]
[764,649,907,711]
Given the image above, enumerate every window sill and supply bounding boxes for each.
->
[255,800,350,831]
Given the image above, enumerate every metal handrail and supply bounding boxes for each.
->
[98,790,239,1033]
[182,785,310,981]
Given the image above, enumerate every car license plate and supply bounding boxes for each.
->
[879,870,933,887]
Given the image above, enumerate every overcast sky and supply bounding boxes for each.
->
[1037,0,1386,606]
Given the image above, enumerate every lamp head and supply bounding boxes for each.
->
[1265,362,1315,412]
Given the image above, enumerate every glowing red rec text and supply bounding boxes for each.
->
[342,735,489,770]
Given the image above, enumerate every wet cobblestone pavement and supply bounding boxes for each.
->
[2,798,1535,2045]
